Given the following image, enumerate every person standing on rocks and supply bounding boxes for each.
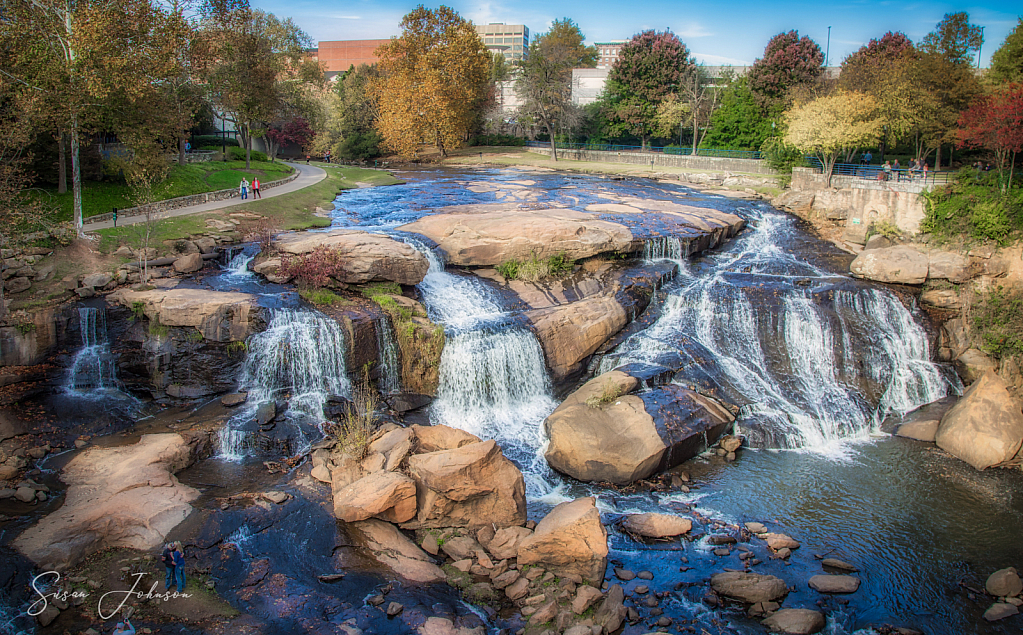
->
[160,542,176,591]
[172,541,187,591]
[112,619,135,634]
[239,178,249,200]
[252,177,261,199]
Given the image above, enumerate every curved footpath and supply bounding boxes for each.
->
[84,161,327,232]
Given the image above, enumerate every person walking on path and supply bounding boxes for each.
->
[239,178,249,200]
[172,542,187,592]
[160,543,176,591]
[252,177,261,199]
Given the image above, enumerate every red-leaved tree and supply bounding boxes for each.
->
[266,117,315,162]
[747,30,824,113]
[957,84,1023,191]
[279,246,348,288]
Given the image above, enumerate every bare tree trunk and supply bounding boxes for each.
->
[546,122,558,162]
[245,125,251,169]
[71,115,84,236]
[179,137,186,166]
[935,144,941,171]
[57,131,67,194]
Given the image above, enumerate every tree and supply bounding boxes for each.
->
[921,12,984,67]
[784,91,882,186]
[373,5,490,159]
[747,30,824,114]
[916,48,982,168]
[989,18,1023,84]
[515,19,596,160]
[957,85,1023,191]
[266,117,314,161]
[702,77,774,149]
[602,30,695,149]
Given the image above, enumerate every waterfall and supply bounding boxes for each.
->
[375,315,401,394]
[216,427,248,461]
[66,307,118,394]
[223,249,255,280]
[238,309,352,420]
[603,209,953,453]
[644,236,690,263]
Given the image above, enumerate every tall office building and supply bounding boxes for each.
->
[475,23,529,62]
[594,41,627,69]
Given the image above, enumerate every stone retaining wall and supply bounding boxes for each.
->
[528,147,777,175]
[82,167,300,225]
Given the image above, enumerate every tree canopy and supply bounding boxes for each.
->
[747,30,824,113]
[602,30,695,148]
[373,5,490,158]
[957,84,1023,190]
[784,91,882,185]
[989,18,1023,84]
[921,12,984,66]
[701,77,773,150]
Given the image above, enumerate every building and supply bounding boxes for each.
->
[311,39,391,78]
[594,41,627,69]
[476,23,529,62]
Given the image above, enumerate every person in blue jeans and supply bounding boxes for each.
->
[172,542,186,591]
[160,543,175,591]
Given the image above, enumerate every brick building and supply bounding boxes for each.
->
[311,39,391,78]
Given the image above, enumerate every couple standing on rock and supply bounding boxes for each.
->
[160,541,186,592]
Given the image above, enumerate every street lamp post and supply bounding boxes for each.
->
[977,26,985,68]
[826,26,832,67]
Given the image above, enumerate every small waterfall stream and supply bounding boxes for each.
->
[66,307,119,395]
[375,315,402,395]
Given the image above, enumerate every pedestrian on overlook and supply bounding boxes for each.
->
[252,177,261,199]
[239,178,249,200]
[160,542,175,591]
[883,160,892,181]
[172,541,187,591]
[892,159,900,181]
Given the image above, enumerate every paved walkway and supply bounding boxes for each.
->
[84,161,327,231]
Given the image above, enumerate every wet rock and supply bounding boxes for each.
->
[262,491,288,504]
[719,435,743,452]
[637,570,653,580]
[634,585,649,595]
[13,434,199,570]
[745,522,767,534]
[808,574,860,593]
[656,616,672,627]
[714,547,731,556]
[487,526,533,560]
[621,512,692,538]
[15,487,35,503]
[761,608,826,634]
[614,568,635,581]
[708,534,737,545]
[896,420,939,442]
[318,573,345,583]
[935,371,1023,470]
[517,497,608,583]
[348,519,445,583]
[748,600,781,617]
[0,488,15,499]
[849,246,928,285]
[764,533,800,550]
[573,585,603,614]
[821,558,858,573]
[172,253,204,274]
[221,393,248,407]
[109,288,259,342]
[333,471,417,523]
[711,572,788,604]
[418,617,485,635]
[36,605,60,627]
[256,402,276,427]
[983,603,1019,622]
[544,371,734,485]
[386,601,404,617]
[986,567,1023,597]
[275,229,429,285]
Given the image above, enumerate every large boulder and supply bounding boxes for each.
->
[526,295,629,381]
[172,253,204,274]
[544,371,735,485]
[621,512,692,538]
[710,571,788,604]
[410,424,480,453]
[935,371,1023,470]
[13,434,199,570]
[403,439,526,529]
[927,250,971,283]
[761,609,826,634]
[347,519,445,584]
[109,288,259,342]
[275,229,429,285]
[332,471,417,523]
[516,497,608,584]
[849,246,928,285]
[955,348,999,385]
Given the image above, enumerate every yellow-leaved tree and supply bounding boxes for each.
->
[784,91,882,186]
[373,5,490,159]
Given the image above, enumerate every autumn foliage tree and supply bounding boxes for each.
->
[989,18,1023,85]
[957,85,1023,191]
[373,5,490,159]
[603,30,695,149]
[747,30,824,114]
[784,91,882,186]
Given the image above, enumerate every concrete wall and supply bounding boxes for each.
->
[790,167,928,241]
[528,146,777,175]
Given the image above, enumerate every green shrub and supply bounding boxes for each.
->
[974,286,1023,358]
[226,146,268,162]
[193,135,239,148]
[495,260,519,280]
[760,137,807,187]
[922,168,1022,244]
[338,131,383,161]
[868,219,901,240]
[497,252,573,282]
[300,288,350,306]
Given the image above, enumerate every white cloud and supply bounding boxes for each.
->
[676,23,713,39]
[692,51,752,66]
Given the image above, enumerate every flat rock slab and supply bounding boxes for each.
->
[13,434,199,570]
[109,288,258,342]
[808,574,860,593]
[621,512,692,538]
[710,571,788,604]
[348,519,444,584]
[275,229,429,285]
[850,246,928,285]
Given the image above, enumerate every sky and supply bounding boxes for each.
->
[251,0,1020,68]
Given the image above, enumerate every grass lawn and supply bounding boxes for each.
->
[92,166,402,252]
[32,159,294,222]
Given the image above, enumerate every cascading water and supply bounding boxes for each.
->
[66,307,119,394]
[404,239,556,478]
[602,207,953,453]
[217,308,352,459]
[223,249,255,280]
[375,315,401,395]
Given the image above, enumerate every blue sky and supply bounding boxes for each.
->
[253,0,1020,67]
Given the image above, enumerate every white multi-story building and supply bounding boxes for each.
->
[476,23,530,62]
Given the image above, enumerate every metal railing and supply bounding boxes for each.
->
[828,163,953,186]
[525,140,762,159]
